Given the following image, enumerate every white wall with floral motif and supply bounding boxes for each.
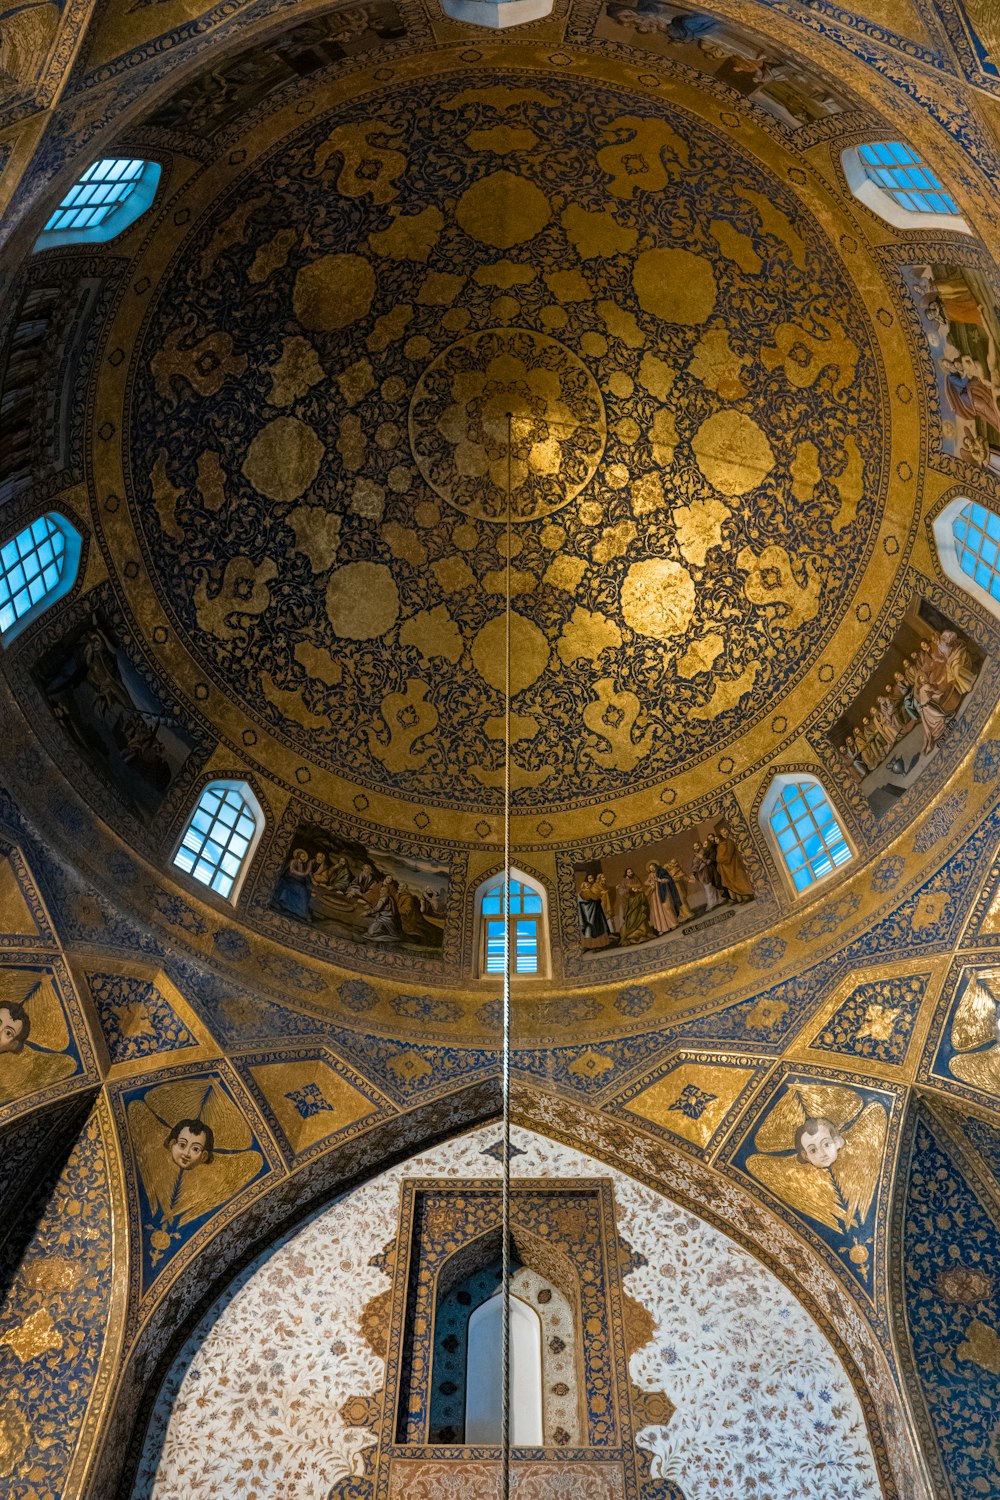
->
[133,1126,880,1500]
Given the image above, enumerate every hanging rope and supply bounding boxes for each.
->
[500,410,513,1500]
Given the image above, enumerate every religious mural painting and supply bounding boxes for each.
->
[31,603,201,821]
[573,814,754,956]
[905,262,1000,470]
[592,1,849,129]
[0,964,79,1108]
[270,820,449,955]
[937,967,1000,1094]
[733,1077,890,1291]
[125,1074,267,1288]
[827,597,982,818]
[143,4,406,138]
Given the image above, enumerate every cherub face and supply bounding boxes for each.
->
[799,1121,844,1169]
[0,1006,26,1053]
[169,1127,210,1170]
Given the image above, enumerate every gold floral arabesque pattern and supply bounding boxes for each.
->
[409,327,605,521]
[127,74,885,811]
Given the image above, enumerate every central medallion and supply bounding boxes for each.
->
[408,327,606,523]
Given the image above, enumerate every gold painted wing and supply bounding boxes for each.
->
[745,1151,843,1233]
[831,1103,887,1229]
[172,1147,264,1228]
[951,975,999,1052]
[140,1077,254,1151]
[753,1083,864,1154]
[25,974,70,1053]
[129,1098,182,1221]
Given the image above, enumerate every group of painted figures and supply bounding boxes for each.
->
[911,263,1000,469]
[273,845,443,947]
[838,626,977,782]
[577,822,754,951]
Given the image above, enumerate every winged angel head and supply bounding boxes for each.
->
[746,1082,887,1235]
[128,1078,263,1261]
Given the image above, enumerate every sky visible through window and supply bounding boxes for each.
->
[769,782,852,893]
[858,141,959,216]
[174,783,258,899]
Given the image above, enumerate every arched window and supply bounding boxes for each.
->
[173,780,263,901]
[841,142,969,233]
[0,512,82,644]
[34,158,162,252]
[761,774,852,895]
[476,869,550,978]
[933,496,1000,619]
[466,1293,544,1446]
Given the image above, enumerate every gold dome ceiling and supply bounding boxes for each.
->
[2,14,996,1016]
[116,66,889,817]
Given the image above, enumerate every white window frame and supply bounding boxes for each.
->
[0,511,82,645]
[759,772,855,900]
[171,778,265,904]
[473,867,551,980]
[933,495,1000,622]
[841,143,971,235]
[33,158,162,253]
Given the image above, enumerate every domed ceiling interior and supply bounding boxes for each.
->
[3,1,1000,1495]
[4,4,1000,1037]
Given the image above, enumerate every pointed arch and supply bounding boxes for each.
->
[840,141,970,233]
[171,779,264,902]
[933,495,1000,621]
[472,866,551,979]
[0,512,83,644]
[33,158,162,251]
[760,771,854,897]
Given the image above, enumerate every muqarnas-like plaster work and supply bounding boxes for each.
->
[134,1127,881,1500]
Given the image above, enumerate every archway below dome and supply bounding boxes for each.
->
[133,1125,893,1500]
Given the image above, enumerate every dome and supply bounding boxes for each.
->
[2,4,1000,1499]
[1,15,995,1036]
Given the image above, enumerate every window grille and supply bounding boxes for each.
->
[480,876,545,976]
[0,513,81,642]
[857,142,959,217]
[952,501,1000,603]
[35,158,162,249]
[767,780,852,894]
[174,781,261,900]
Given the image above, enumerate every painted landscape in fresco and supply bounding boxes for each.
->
[828,599,982,818]
[906,261,1000,472]
[270,822,450,954]
[33,607,200,820]
[573,815,754,956]
[595,0,848,128]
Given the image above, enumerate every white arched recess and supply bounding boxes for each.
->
[466,1292,543,1445]
[131,1126,906,1500]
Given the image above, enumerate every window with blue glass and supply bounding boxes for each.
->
[0,512,82,644]
[952,501,1000,602]
[173,781,262,900]
[479,875,546,976]
[34,158,162,251]
[857,142,959,217]
[767,780,852,894]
